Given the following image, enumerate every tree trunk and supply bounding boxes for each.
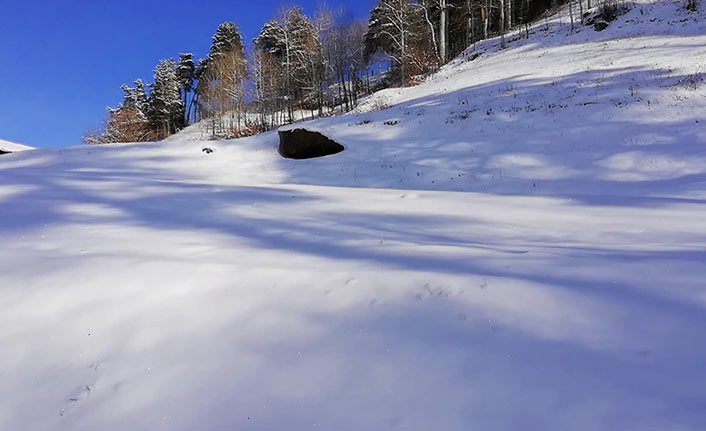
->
[440,0,448,63]
[578,0,584,23]
[483,0,490,39]
[400,12,407,85]
[422,0,440,62]
[507,0,512,29]
[466,0,473,47]
[500,0,506,48]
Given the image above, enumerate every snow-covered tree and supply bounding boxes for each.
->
[120,79,149,114]
[254,8,324,122]
[197,22,248,135]
[85,78,156,144]
[148,59,184,138]
[208,22,245,62]
[176,53,196,124]
[286,7,324,112]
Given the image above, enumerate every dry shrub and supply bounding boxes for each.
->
[212,123,264,140]
[85,106,159,144]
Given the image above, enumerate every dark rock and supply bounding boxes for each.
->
[278,128,345,160]
[0,151,10,156]
[467,52,482,62]
[594,18,610,31]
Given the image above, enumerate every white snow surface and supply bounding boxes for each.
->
[0,139,34,153]
[2,1,706,429]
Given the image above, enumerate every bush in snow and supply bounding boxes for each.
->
[598,0,631,22]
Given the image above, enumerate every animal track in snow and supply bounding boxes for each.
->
[59,361,105,417]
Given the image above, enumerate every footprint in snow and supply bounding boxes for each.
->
[67,385,93,403]
[416,283,453,300]
[60,361,104,417]
[60,385,94,417]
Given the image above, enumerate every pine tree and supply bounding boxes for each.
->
[193,57,209,121]
[198,22,248,134]
[255,20,287,56]
[120,79,149,114]
[285,7,323,111]
[207,22,246,63]
[255,9,322,122]
[148,59,184,138]
[86,79,152,144]
[254,21,289,126]
[176,53,196,125]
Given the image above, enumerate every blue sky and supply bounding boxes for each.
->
[0,0,376,148]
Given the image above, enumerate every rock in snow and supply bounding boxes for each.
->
[278,128,345,159]
[594,18,611,31]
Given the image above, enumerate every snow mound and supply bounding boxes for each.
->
[0,139,34,153]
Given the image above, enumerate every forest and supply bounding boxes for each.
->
[86,0,625,144]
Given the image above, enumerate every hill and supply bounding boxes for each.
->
[175,0,705,198]
[1,1,705,429]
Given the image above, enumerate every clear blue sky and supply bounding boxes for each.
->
[0,0,376,148]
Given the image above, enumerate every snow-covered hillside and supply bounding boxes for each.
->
[174,0,706,199]
[2,1,705,429]
[0,139,34,153]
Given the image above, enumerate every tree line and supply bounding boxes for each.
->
[86,0,605,144]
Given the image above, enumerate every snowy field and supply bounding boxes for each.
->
[2,0,706,429]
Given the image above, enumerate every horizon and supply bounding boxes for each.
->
[0,0,376,149]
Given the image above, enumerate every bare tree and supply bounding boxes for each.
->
[365,0,436,85]
[199,34,248,135]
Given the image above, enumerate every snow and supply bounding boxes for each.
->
[0,139,34,153]
[2,1,706,429]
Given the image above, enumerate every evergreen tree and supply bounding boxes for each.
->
[85,79,153,145]
[285,7,322,109]
[208,22,246,63]
[148,59,184,138]
[254,8,322,119]
[176,53,196,125]
[254,20,287,56]
[193,57,209,121]
[198,22,248,133]
[120,79,149,114]
[254,21,289,126]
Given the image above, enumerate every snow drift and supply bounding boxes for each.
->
[0,139,34,154]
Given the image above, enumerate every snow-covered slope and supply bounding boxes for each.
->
[2,1,705,430]
[174,0,706,199]
[0,139,34,153]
